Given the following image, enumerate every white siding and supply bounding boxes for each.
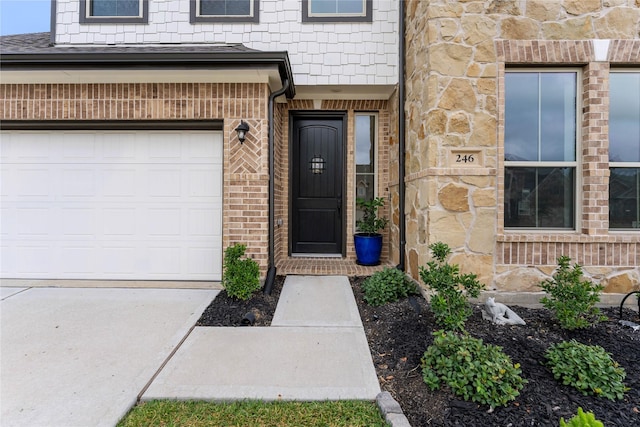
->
[53,0,398,86]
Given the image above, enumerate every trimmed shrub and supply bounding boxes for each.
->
[559,407,604,427]
[419,242,484,331]
[545,340,628,400]
[223,244,260,300]
[361,267,417,306]
[421,330,526,408]
[540,256,606,330]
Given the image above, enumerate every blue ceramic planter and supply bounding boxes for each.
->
[354,233,383,266]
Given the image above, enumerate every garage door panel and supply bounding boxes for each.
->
[189,169,222,198]
[59,246,94,273]
[188,247,221,276]
[102,208,137,236]
[188,208,221,236]
[1,130,223,281]
[101,168,138,197]
[16,245,53,274]
[146,209,182,236]
[61,133,96,160]
[61,169,95,197]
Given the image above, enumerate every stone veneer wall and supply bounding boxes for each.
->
[403,0,640,294]
[275,100,391,263]
[0,82,272,274]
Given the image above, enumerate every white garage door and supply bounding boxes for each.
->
[1,130,223,281]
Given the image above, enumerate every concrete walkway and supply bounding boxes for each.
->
[0,287,218,427]
[143,275,380,401]
[0,276,380,426]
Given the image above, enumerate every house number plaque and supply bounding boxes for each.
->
[449,150,483,167]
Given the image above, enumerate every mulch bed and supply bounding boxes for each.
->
[197,275,640,426]
[196,276,284,327]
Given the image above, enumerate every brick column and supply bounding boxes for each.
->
[581,62,610,235]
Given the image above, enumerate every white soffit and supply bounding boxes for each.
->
[294,84,397,100]
[0,68,281,87]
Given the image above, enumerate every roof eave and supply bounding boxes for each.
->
[0,51,296,98]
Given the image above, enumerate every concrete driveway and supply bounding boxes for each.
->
[0,286,218,427]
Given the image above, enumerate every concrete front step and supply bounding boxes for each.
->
[141,326,380,401]
[142,275,380,402]
[272,275,362,327]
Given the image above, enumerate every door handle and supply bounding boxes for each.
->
[337,195,342,215]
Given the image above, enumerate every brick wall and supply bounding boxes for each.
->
[0,82,272,273]
[275,99,392,263]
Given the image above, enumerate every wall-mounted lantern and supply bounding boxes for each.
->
[309,155,326,174]
[235,120,250,144]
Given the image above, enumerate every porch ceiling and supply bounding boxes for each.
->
[294,84,396,101]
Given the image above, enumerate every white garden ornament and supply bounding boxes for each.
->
[481,297,526,326]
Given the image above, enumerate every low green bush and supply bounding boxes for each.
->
[361,267,417,306]
[540,256,606,330]
[223,244,260,300]
[545,340,628,400]
[419,242,484,331]
[559,407,604,427]
[421,330,526,408]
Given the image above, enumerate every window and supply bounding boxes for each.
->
[190,0,259,23]
[303,0,372,22]
[504,71,578,229]
[355,113,377,229]
[609,71,640,229]
[79,0,148,23]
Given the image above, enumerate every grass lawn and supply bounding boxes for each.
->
[117,400,389,427]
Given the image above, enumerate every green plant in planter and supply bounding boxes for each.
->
[559,407,604,427]
[223,243,260,301]
[355,197,388,235]
[545,340,628,400]
[361,267,418,306]
[419,242,484,331]
[540,256,606,330]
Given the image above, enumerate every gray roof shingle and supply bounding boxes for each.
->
[0,32,295,98]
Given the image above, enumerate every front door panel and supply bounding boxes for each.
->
[291,116,344,254]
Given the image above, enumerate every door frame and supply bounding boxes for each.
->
[288,111,347,256]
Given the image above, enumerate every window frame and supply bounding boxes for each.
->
[302,0,372,23]
[354,112,378,231]
[608,69,640,230]
[190,0,259,23]
[79,0,148,24]
[503,68,582,231]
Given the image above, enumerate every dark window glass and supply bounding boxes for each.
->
[610,73,640,163]
[504,71,577,229]
[610,168,640,229]
[310,0,365,15]
[200,0,251,16]
[91,0,139,17]
[355,114,376,230]
[505,72,576,162]
[504,167,575,228]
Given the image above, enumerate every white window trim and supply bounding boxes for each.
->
[308,0,367,17]
[195,0,255,18]
[504,68,582,231]
[302,0,372,23]
[354,112,378,231]
[79,0,148,23]
[190,0,259,23]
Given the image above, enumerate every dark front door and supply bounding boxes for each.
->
[291,115,345,254]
